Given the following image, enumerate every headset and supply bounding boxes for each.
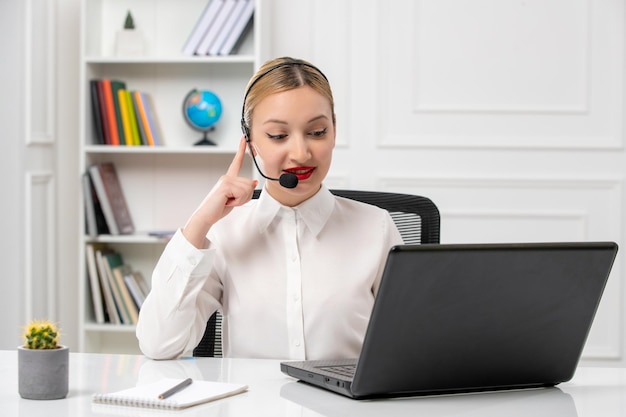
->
[240,59,329,189]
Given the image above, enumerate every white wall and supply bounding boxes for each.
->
[1,0,624,366]
[0,0,26,349]
[0,0,80,350]
[267,0,626,366]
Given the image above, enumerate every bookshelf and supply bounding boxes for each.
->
[78,0,266,353]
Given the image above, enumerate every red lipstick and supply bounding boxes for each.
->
[284,166,315,181]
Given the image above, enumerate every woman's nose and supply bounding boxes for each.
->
[289,135,311,162]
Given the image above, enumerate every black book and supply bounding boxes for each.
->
[89,80,105,144]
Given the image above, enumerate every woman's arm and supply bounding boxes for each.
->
[135,230,222,359]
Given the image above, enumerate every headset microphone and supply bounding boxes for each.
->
[242,124,299,189]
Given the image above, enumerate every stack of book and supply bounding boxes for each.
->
[83,162,134,236]
[89,79,163,146]
[85,243,150,325]
[182,0,255,56]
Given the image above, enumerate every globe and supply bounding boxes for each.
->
[183,89,223,145]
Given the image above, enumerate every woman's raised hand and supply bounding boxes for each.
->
[182,137,258,248]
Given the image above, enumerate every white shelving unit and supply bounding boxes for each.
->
[78,0,266,353]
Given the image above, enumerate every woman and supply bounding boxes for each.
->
[136,57,403,360]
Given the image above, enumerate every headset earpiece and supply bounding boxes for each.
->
[241,119,251,142]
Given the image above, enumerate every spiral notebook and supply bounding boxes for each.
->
[92,378,248,410]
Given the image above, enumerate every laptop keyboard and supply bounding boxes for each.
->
[318,364,356,378]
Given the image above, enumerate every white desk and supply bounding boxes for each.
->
[1,350,625,416]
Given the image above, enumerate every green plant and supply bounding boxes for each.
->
[124,10,135,30]
[22,320,60,349]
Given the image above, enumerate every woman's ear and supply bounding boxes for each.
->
[246,140,258,157]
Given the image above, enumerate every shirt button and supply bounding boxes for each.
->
[188,257,197,266]
[295,341,301,347]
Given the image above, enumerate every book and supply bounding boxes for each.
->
[83,171,110,236]
[89,162,135,235]
[195,0,235,55]
[124,273,145,310]
[89,80,105,144]
[124,90,142,145]
[139,92,164,146]
[209,0,246,56]
[82,173,98,237]
[95,247,121,324]
[182,0,224,56]
[113,264,139,324]
[92,378,248,410]
[110,80,128,145]
[133,91,155,146]
[117,89,133,146]
[130,91,148,145]
[101,79,121,145]
[218,0,254,56]
[132,271,150,298]
[85,243,107,324]
[96,81,112,144]
[103,251,132,325]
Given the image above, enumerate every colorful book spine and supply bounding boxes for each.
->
[101,79,121,145]
[133,91,155,146]
[124,90,142,145]
[96,81,112,144]
[110,80,128,145]
[117,89,134,146]
[88,78,163,147]
[140,92,163,146]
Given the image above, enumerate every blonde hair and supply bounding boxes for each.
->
[241,57,336,132]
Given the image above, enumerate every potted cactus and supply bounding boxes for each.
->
[17,320,69,400]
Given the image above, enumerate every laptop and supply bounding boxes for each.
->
[280,242,618,399]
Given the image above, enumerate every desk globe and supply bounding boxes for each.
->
[183,89,222,146]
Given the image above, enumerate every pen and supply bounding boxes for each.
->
[158,378,193,400]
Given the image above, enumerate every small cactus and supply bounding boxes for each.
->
[23,320,60,349]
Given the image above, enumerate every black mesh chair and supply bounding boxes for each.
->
[192,189,440,357]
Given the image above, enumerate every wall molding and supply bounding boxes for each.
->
[24,0,55,146]
[24,172,56,321]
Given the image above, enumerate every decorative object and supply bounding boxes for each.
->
[18,320,69,400]
[182,89,223,146]
[115,11,144,57]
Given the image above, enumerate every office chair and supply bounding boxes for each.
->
[192,189,440,357]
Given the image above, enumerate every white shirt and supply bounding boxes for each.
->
[136,186,403,360]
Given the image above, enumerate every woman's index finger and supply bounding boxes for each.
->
[226,137,248,177]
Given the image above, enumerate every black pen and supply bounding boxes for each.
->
[158,378,193,400]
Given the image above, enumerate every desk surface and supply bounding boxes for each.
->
[1,350,625,416]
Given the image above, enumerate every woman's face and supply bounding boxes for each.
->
[250,85,335,206]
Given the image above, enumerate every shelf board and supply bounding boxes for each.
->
[83,323,137,333]
[85,233,172,244]
[84,55,256,65]
[84,145,237,155]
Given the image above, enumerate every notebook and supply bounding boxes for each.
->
[92,378,248,410]
[280,242,618,399]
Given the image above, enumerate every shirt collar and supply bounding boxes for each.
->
[255,185,335,237]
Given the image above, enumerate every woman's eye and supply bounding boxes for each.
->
[310,128,327,137]
[266,133,287,140]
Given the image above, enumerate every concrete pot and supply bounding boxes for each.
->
[18,345,69,400]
